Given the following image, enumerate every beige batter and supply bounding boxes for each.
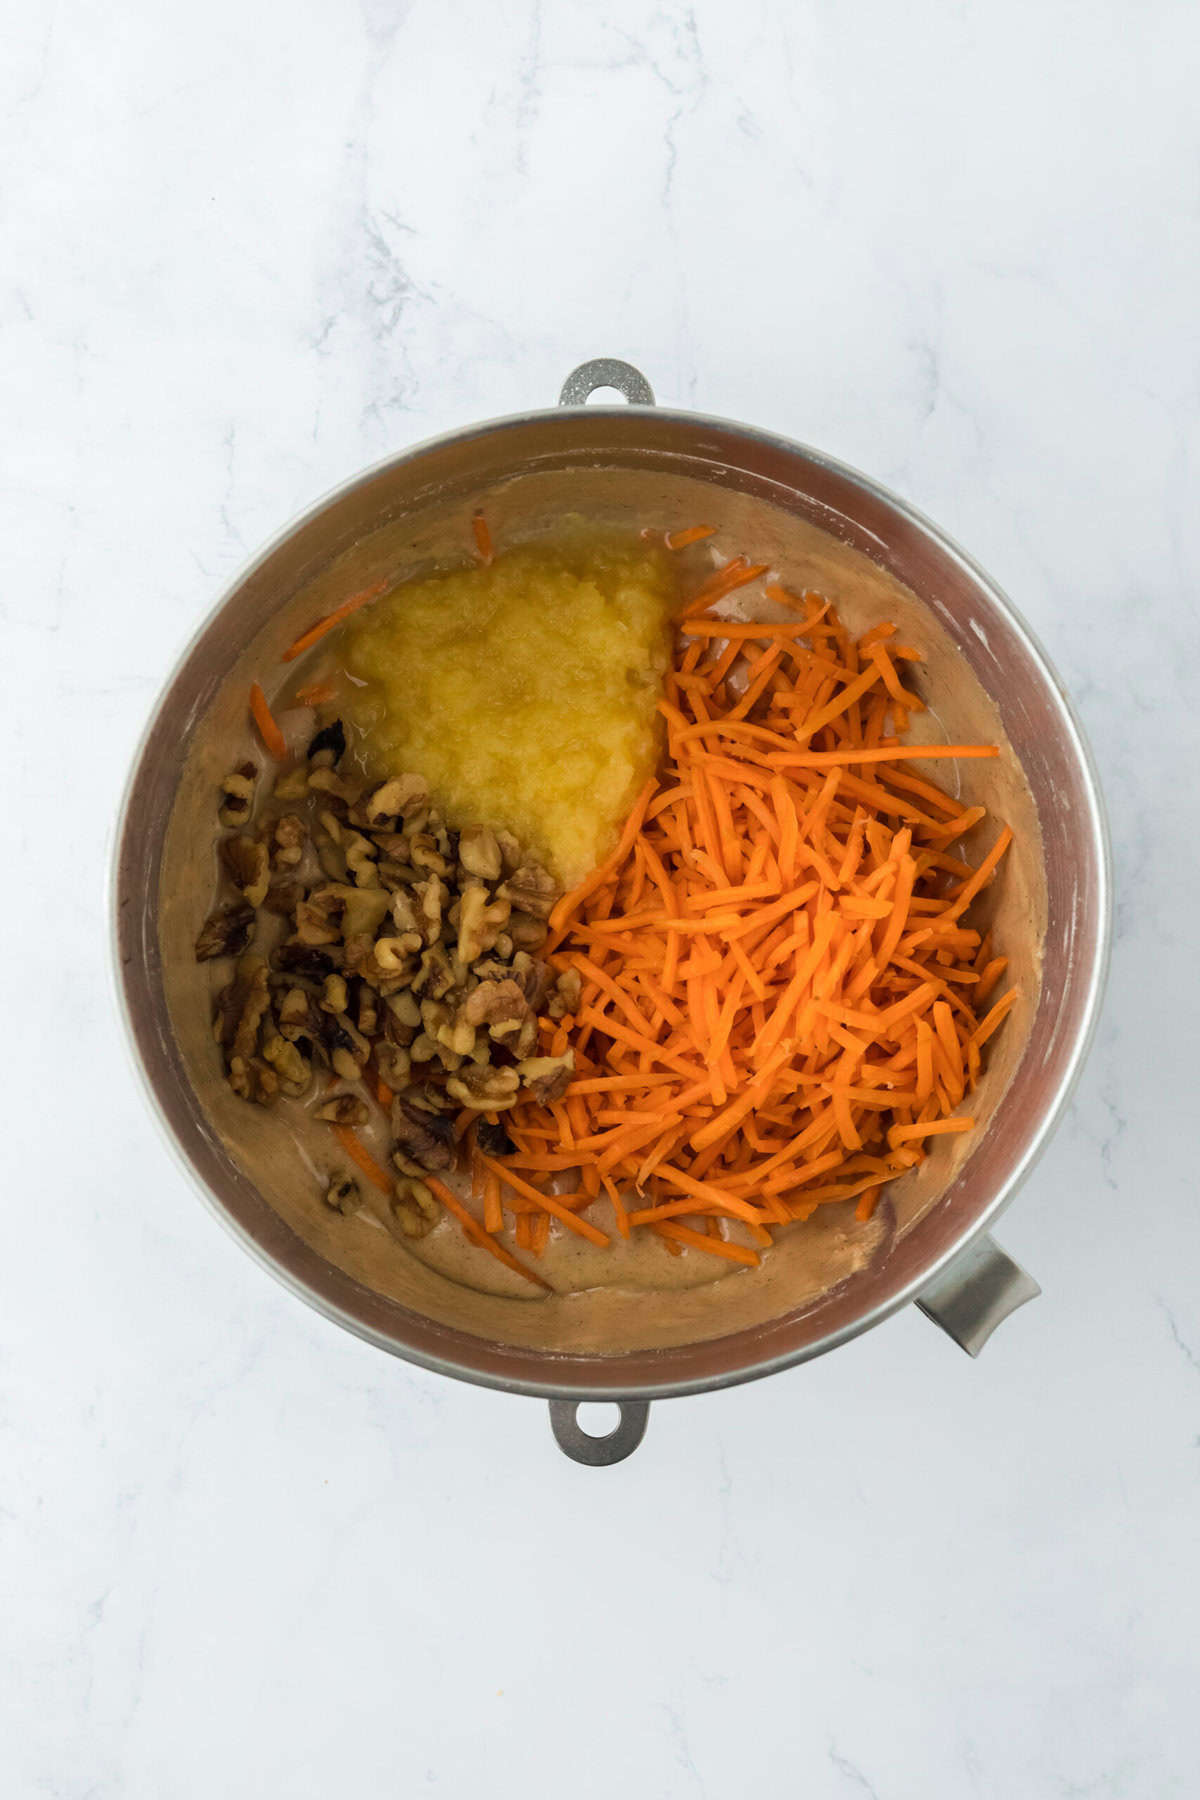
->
[158,468,1045,1356]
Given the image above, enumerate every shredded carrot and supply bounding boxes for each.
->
[331,1123,392,1195]
[653,1220,760,1266]
[423,1176,550,1292]
[472,510,494,565]
[678,558,771,620]
[476,1155,610,1247]
[295,681,336,706]
[501,564,1019,1261]
[482,1164,503,1235]
[249,682,287,761]
[280,578,389,663]
[665,524,718,550]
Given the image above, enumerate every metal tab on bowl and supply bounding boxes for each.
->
[548,1399,650,1465]
[559,357,655,407]
[916,1234,1040,1356]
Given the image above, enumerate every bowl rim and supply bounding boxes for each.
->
[110,400,1113,1400]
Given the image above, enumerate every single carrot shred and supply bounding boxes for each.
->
[665,524,718,550]
[249,681,288,760]
[280,578,389,663]
[472,511,494,565]
[331,1123,392,1195]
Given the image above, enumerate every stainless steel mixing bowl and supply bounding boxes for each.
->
[114,358,1110,1463]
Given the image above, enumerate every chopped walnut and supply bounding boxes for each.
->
[389,888,421,935]
[413,873,449,940]
[458,825,502,881]
[491,1013,538,1058]
[365,773,427,823]
[391,1176,440,1238]
[412,943,457,1001]
[437,1016,476,1058]
[272,766,310,802]
[375,1040,411,1090]
[228,957,271,1063]
[320,973,348,1014]
[517,1051,575,1105]
[262,1033,311,1097]
[218,762,257,828]
[316,1093,370,1126]
[328,1020,370,1081]
[498,863,557,921]
[344,832,379,887]
[195,903,255,961]
[276,985,315,1039]
[456,881,511,964]
[445,1063,521,1111]
[228,1054,278,1105]
[391,1095,455,1171]
[547,966,582,1019]
[340,885,391,943]
[356,985,379,1038]
[374,933,422,975]
[262,879,304,916]
[272,813,306,868]
[508,911,549,951]
[307,766,361,806]
[475,1117,516,1156]
[495,830,522,875]
[293,889,343,945]
[273,942,338,979]
[510,951,552,1011]
[323,1171,360,1214]
[461,978,528,1031]
[221,833,270,907]
[204,749,577,1218]
[408,833,450,878]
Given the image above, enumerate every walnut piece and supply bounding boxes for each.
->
[445,1063,521,1111]
[391,1176,440,1238]
[218,762,257,828]
[316,1093,370,1126]
[516,1051,575,1105]
[458,825,502,881]
[324,1171,360,1214]
[262,1033,311,1097]
[272,813,306,868]
[221,834,270,907]
[390,1095,456,1171]
[365,774,427,823]
[498,863,557,921]
[456,881,510,964]
[461,978,528,1031]
[195,903,255,961]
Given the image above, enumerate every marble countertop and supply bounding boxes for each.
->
[4,2,1197,1795]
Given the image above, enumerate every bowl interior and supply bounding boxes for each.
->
[117,409,1105,1397]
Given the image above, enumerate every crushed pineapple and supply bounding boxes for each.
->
[340,533,676,884]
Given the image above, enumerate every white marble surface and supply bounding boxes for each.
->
[3,2,1197,1794]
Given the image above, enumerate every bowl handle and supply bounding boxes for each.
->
[548,1399,650,1465]
[916,1233,1040,1356]
[559,358,656,407]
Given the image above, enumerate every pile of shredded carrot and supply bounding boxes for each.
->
[485,557,1018,1271]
